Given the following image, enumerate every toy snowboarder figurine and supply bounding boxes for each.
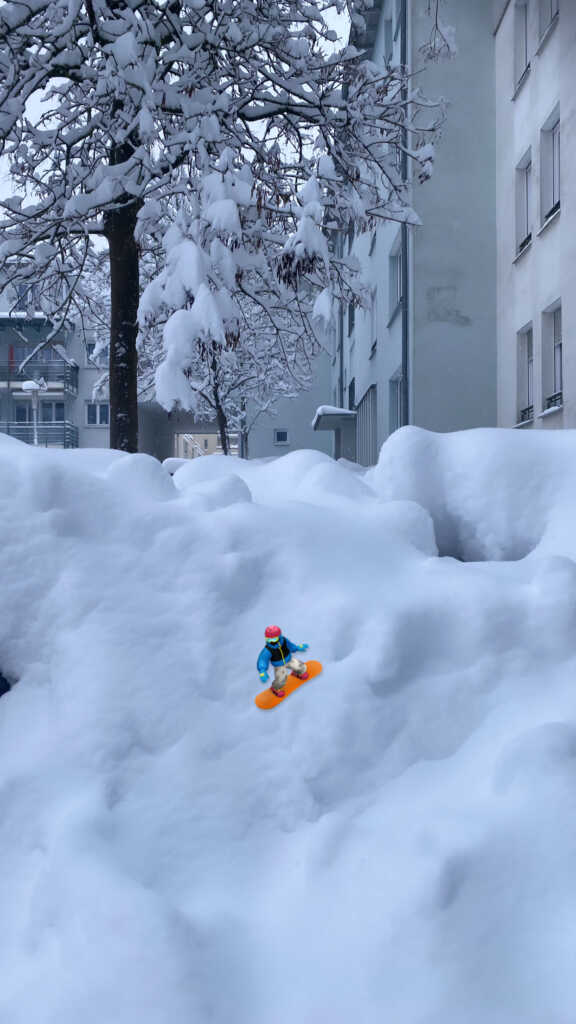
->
[257,625,309,698]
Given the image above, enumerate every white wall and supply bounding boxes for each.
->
[409,0,497,433]
[245,350,333,459]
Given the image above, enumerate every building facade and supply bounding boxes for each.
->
[495,0,574,429]
[0,309,111,449]
[318,0,498,466]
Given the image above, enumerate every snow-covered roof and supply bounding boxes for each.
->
[311,405,357,430]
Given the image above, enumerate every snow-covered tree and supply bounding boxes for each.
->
[137,153,337,453]
[0,0,441,452]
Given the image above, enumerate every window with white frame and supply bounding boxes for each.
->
[14,401,32,423]
[515,149,532,253]
[541,110,560,222]
[86,401,109,426]
[389,242,403,317]
[539,0,559,38]
[517,327,534,422]
[542,304,562,408]
[273,429,289,445]
[41,401,65,423]
[514,1,530,87]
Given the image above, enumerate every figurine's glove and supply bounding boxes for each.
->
[299,643,309,651]
[259,671,269,684]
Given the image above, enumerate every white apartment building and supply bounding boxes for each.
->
[315,0,498,464]
[495,0,575,429]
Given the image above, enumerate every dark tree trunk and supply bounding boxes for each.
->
[103,124,142,453]
[210,343,229,454]
[104,200,141,452]
[215,397,229,454]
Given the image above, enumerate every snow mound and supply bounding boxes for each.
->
[3,429,576,1021]
[368,425,576,561]
[105,452,176,502]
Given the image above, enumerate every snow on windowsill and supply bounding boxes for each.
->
[513,240,532,265]
[514,418,533,428]
[512,64,530,101]
[537,206,561,236]
[537,405,563,419]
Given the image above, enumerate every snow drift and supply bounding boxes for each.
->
[1,426,576,1023]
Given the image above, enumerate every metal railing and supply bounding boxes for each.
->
[545,391,563,409]
[518,405,534,422]
[0,362,79,392]
[0,421,79,448]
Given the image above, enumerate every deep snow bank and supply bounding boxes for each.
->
[367,425,576,562]
[1,429,576,1022]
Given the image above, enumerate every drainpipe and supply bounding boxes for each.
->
[400,0,410,425]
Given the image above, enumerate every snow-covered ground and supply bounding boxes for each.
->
[1,425,576,1023]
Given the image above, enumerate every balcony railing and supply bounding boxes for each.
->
[0,362,78,392]
[545,391,563,410]
[518,405,534,423]
[0,421,79,448]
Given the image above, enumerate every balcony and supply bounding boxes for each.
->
[545,391,563,410]
[0,421,79,448]
[0,361,79,393]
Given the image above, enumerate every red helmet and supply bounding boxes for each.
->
[265,625,282,639]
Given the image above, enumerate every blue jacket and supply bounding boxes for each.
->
[257,636,304,677]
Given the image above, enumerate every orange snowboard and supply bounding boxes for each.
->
[255,660,322,709]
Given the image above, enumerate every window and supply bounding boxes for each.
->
[514,2,529,87]
[273,429,289,445]
[389,242,403,317]
[384,17,393,62]
[515,150,532,253]
[517,327,534,421]
[14,282,39,313]
[348,378,356,411]
[41,401,65,423]
[542,304,562,408]
[203,438,208,449]
[86,342,109,368]
[348,302,355,336]
[86,401,109,426]
[541,111,560,222]
[36,346,61,363]
[539,0,559,37]
[14,402,32,423]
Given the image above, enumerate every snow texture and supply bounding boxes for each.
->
[2,425,576,1021]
